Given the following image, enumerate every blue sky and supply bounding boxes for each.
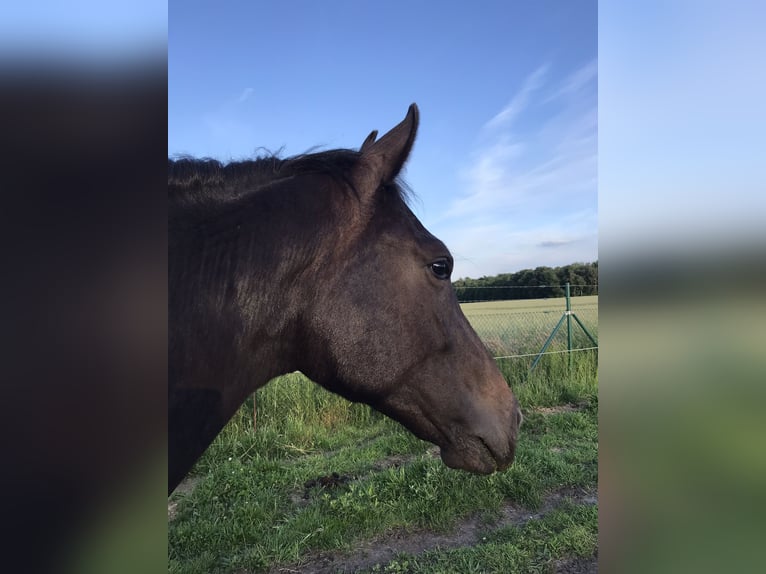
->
[0,1,166,58]
[169,1,597,279]
[599,1,766,257]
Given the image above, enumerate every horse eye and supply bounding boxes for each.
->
[429,259,451,280]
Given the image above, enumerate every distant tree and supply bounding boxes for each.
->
[452,261,598,302]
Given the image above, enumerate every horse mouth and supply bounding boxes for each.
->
[439,435,514,475]
[376,393,517,475]
[479,436,514,472]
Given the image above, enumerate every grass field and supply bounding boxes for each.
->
[462,296,598,359]
[168,299,598,573]
[460,295,598,315]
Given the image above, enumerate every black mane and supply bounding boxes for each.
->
[168,148,411,213]
[169,149,365,188]
[169,149,359,206]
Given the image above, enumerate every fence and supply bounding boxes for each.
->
[454,283,598,303]
[457,284,598,365]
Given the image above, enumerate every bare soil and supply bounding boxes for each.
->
[553,553,599,574]
[530,402,590,416]
[167,475,201,521]
[267,486,597,574]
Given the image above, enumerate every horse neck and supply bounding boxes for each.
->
[170,175,343,395]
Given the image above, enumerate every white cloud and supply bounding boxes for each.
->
[543,59,597,103]
[237,87,255,103]
[484,64,549,132]
[445,208,597,279]
[198,88,259,158]
[434,61,598,277]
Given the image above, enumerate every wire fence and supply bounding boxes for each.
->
[454,283,598,303]
[457,285,598,363]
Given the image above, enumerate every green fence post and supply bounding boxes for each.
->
[572,313,598,347]
[566,282,573,367]
[531,282,599,370]
[530,312,567,370]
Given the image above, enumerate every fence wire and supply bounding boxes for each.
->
[460,298,598,361]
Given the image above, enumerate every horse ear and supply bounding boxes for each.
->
[360,130,378,153]
[356,103,419,190]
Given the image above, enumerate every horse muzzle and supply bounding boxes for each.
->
[439,396,522,474]
[439,432,516,474]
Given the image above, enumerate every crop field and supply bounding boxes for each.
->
[169,299,598,573]
[462,296,598,359]
[461,295,598,314]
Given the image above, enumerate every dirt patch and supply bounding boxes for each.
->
[554,553,598,573]
[168,476,202,521]
[304,472,352,491]
[173,475,201,496]
[269,486,597,574]
[369,446,440,472]
[531,402,590,416]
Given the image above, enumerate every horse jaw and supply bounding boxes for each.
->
[376,386,519,475]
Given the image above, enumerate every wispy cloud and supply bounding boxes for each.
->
[484,64,549,132]
[199,88,258,158]
[237,87,255,103]
[446,209,597,278]
[434,61,598,278]
[542,59,597,103]
[538,239,577,248]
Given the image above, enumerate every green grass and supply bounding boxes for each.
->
[169,299,599,573]
[499,351,599,407]
[363,502,598,574]
[169,347,598,574]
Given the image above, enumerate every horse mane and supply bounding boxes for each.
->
[169,149,357,192]
[168,148,411,213]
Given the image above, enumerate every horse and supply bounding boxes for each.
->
[169,104,522,494]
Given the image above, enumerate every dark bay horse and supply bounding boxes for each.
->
[169,104,522,494]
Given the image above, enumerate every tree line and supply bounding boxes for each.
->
[453,261,598,302]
